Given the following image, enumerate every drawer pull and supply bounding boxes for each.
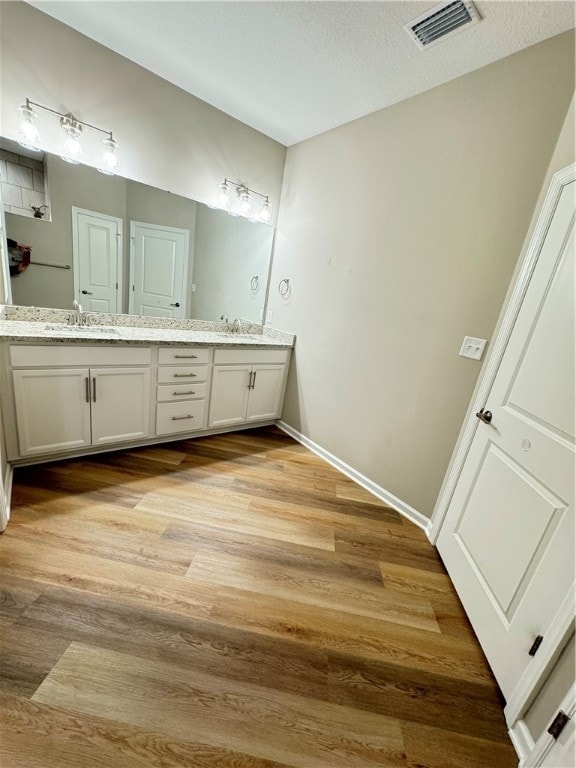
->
[171,415,194,421]
[174,373,196,378]
[173,391,195,396]
[174,354,198,359]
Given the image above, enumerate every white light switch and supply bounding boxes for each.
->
[459,336,487,361]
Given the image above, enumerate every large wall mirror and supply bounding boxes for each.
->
[1,138,274,323]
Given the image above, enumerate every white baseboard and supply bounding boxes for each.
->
[277,421,432,535]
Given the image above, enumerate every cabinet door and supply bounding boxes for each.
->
[246,364,286,423]
[208,365,251,428]
[91,368,151,446]
[12,368,91,456]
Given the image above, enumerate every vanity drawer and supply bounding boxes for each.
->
[9,345,152,368]
[156,400,206,435]
[158,347,211,365]
[157,365,209,384]
[213,348,289,365]
[157,382,208,402]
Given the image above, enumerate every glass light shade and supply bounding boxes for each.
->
[98,137,119,175]
[60,118,83,165]
[259,198,271,223]
[17,104,41,151]
[62,134,82,164]
[217,181,230,209]
[238,188,252,217]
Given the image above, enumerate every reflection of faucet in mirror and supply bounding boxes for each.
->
[69,299,91,327]
[230,318,242,334]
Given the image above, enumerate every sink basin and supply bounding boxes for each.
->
[213,333,257,341]
[44,324,120,336]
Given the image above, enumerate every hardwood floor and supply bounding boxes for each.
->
[0,426,517,768]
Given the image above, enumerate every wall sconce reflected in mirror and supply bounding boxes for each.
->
[17,98,120,175]
[211,178,272,222]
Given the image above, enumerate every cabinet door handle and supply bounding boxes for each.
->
[171,414,194,421]
[252,371,257,390]
[174,355,198,359]
[85,377,90,403]
[92,377,96,402]
[173,391,195,396]
[247,371,254,389]
[174,373,196,378]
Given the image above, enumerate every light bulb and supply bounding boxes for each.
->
[17,103,41,151]
[217,181,230,209]
[98,136,119,175]
[259,198,271,223]
[238,187,252,217]
[60,115,83,165]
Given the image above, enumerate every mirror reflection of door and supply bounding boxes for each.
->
[129,221,189,319]
[72,207,123,313]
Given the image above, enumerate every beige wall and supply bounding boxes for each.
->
[269,31,575,518]
[0,2,285,217]
[192,206,274,322]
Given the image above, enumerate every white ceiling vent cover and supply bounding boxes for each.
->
[405,1,482,50]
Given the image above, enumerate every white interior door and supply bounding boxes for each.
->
[437,179,575,703]
[129,222,189,318]
[72,207,123,313]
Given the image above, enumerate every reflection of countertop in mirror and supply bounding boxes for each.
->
[0,320,294,348]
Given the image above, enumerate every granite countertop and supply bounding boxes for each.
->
[0,320,294,348]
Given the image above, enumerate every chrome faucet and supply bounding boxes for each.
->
[69,300,91,326]
[230,318,242,334]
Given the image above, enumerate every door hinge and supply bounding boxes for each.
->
[116,282,118,290]
[548,710,570,740]
[132,285,135,292]
[528,634,544,657]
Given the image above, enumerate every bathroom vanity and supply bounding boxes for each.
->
[0,318,293,464]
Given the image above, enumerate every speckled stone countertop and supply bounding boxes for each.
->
[0,319,295,348]
[0,305,295,347]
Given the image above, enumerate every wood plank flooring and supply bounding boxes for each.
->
[0,426,517,768]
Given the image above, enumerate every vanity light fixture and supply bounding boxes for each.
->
[214,178,272,222]
[16,98,120,175]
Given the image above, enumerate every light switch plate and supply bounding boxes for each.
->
[459,336,487,361]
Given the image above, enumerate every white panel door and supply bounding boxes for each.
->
[12,368,91,456]
[91,367,151,446]
[246,364,285,423]
[437,181,575,701]
[72,207,123,313]
[130,222,189,318]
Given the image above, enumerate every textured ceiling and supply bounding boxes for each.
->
[28,1,575,146]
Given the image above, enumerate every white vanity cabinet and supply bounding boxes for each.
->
[155,346,211,436]
[209,348,290,428]
[8,345,152,458]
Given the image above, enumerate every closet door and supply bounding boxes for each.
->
[437,179,575,703]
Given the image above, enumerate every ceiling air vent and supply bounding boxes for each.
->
[405,1,481,50]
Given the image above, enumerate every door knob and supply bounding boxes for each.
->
[170,302,180,307]
[476,408,493,424]
[81,290,93,295]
